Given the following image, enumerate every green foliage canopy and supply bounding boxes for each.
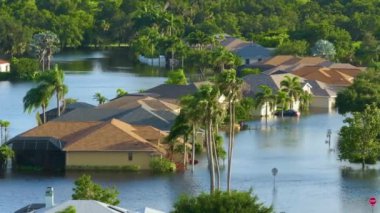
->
[172,190,273,213]
[72,174,120,205]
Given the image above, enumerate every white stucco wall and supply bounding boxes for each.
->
[0,63,10,72]
[311,96,336,109]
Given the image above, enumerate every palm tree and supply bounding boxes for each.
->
[116,88,128,98]
[280,76,302,110]
[179,95,203,173]
[216,69,242,192]
[276,91,291,117]
[0,120,4,145]
[299,90,312,111]
[212,47,239,72]
[195,85,224,192]
[23,84,52,124]
[167,111,191,170]
[38,65,68,116]
[255,85,276,118]
[2,121,10,143]
[93,92,108,105]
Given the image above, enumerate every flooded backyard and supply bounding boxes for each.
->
[0,50,378,213]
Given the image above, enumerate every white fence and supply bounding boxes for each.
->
[138,55,166,67]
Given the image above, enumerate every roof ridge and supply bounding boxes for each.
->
[109,119,166,153]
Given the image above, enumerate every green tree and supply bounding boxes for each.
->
[211,46,240,72]
[280,76,303,110]
[216,69,242,192]
[93,92,108,105]
[165,69,188,85]
[338,104,380,170]
[23,84,52,124]
[255,85,276,119]
[275,40,309,56]
[299,90,312,112]
[0,14,31,56]
[57,206,76,213]
[72,174,120,205]
[29,31,60,71]
[10,57,40,81]
[0,145,14,169]
[336,68,380,114]
[172,190,273,213]
[276,91,291,117]
[116,88,128,98]
[38,66,68,117]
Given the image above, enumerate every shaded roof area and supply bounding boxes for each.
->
[9,119,167,154]
[15,203,45,213]
[54,106,177,131]
[220,35,272,59]
[54,108,130,122]
[42,102,95,122]
[117,106,177,131]
[144,83,199,100]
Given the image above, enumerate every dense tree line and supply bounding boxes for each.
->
[1,0,380,65]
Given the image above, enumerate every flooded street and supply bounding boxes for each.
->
[0,50,377,213]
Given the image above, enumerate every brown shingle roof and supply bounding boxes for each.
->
[19,119,166,154]
[292,66,362,85]
[259,55,327,67]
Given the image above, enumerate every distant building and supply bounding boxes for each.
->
[243,73,337,116]
[0,59,10,72]
[220,35,273,65]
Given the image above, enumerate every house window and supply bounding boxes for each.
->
[128,152,133,161]
[245,58,250,65]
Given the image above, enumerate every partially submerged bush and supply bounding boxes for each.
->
[172,190,273,213]
[150,157,176,173]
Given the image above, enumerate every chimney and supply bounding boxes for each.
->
[45,187,55,208]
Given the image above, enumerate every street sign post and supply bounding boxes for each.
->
[272,168,278,188]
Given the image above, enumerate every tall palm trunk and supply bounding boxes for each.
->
[42,105,47,124]
[0,126,3,145]
[183,136,187,170]
[192,125,196,173]
[56,90,60,117]
[211,129,220,190]
[227,101,233,192]
[206,120,215,193]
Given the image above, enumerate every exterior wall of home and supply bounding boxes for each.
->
[66,151,157,170]
[311,96,335,109]
[256,102,276,116]
[0,63,10,72]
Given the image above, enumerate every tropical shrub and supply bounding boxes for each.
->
[149,157,176,173]
[10,57,39,80]
[0,145,14,168]
[72,174,120,205]
[172,190,273,213]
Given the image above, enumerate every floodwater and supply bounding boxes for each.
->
[0,50,378,213]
